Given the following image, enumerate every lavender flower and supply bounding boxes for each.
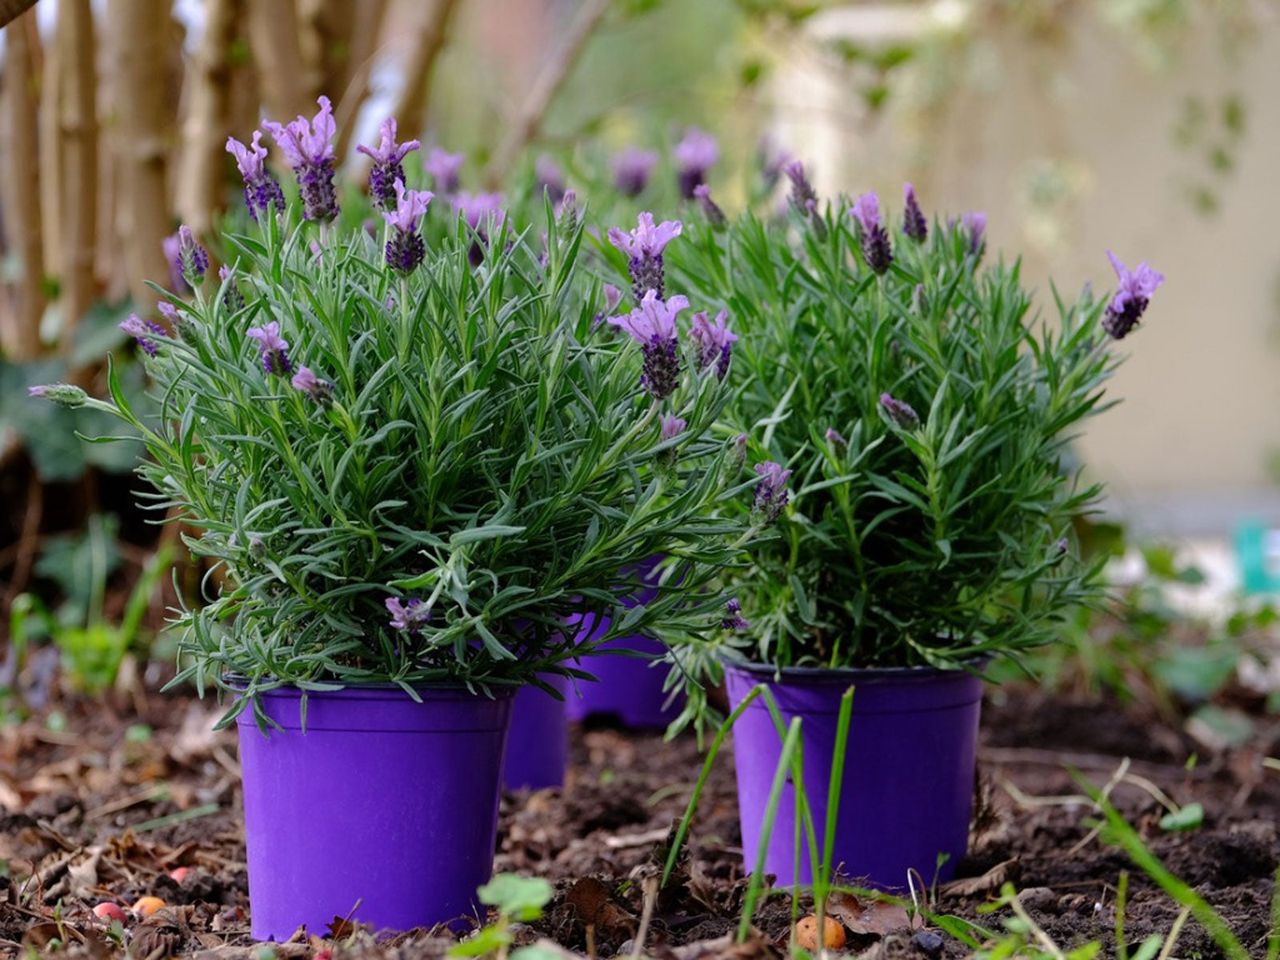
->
[733,433,748,469]
[851,192,892,274]
[157,300,182,325]
[175,225,208,283]
[291,365,334,404]
[752,461,791,524]
[825,427,846,447]
[674,127,719,199]
[607,212,682,302]
[262,96,339,222]
[688,309,736,380]
[784,161,818,215]
[1102,250,1164,340]
[608,290,689,401]
[386,597,431,633]
[453,192,506,267]
[659,414,687,442]
[880,392,920,429]
[28,383,87,408]
[592,283,624,331]
[383,180,434,274]
[611,148,658,197]
[120,313,166,356]
[556,189,579,233]
[424,147,464,193]
[246,321,291,375]
[357,117,421,212]
[722,597,750,632]
[961,211,986,255]
[693,184,726,228]
[534,154,566,204]
[902,183,927,242]
[226,131,285,222]
[162,234,189,294]
[219,265,245,312]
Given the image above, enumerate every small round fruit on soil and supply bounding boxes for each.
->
[132,896,166,918]
[795,915,846,951]
[93,902,128,923]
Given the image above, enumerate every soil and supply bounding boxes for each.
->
[2,681,1277,959]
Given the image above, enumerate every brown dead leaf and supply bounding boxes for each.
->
[564,876,636,942]
[824,890,911,938]
[940,858,1020,897]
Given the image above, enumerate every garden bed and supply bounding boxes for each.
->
[2,683,1277,958]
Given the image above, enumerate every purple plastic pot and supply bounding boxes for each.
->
[724,660,983,890]
[236,684,513,940]
[503,676,569,791]
[565,557,683,729]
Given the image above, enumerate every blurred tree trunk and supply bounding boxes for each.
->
[388,0,462,139]
[330,0,389,160]
[1,11,45,359]
[110,0,171,310]
[38,12,62,290]
[175,0,239,235]
[54,0,99,344]
[247,0,310,122]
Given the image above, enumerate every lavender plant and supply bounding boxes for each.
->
[665,187,1164,671]
[30,111,754,723]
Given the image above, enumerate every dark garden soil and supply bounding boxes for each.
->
[2,680,1278,959]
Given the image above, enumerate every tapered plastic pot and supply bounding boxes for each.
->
[723,660,983,890]
[503,676,569,791]
[235,684,514,940]
[565,557,683,729]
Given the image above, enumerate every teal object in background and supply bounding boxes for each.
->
[1235,521,1280,593]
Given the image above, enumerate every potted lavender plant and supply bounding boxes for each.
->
[666,172,1164,888]
[30,100,749,938]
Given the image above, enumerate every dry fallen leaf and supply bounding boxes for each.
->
[824,890,910,937]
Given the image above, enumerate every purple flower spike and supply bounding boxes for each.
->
[608,290,688,401]
[383,180,434,274]
[689,309,737,380]
[534,154,566,204]
[880,392,920,429]
[175,225,208,282]
[608,212,682,302]
[357,117,421,212]
[752,461,792,524]
[903,183,927,242]
[120,313,166,356]
[659,414,687,442]
[162,234,189,294]
[734,432,749,468]
[784,161,818,215]
[291,365,334,404]
[227,131,286,223]
[218,265,246,312]
[693,184,726,227]
[722,597,750,632]
[386,596,431,633]
[852,192,893,274]
[246,321,292,375]
[1103,250,1164,340]
[262,96,338,222]
[674,127,719,199]
[611,148,658,197]
[425,147,464,193]
[825,427,846,447]
[961,211,987,255]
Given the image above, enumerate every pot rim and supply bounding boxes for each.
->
[719,652,990,683]
[221,673,520,700]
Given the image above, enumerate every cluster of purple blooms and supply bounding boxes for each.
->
[385,597,431,634]
[608,212,681,302]
[1102,251,1165,340]
[356,118,420,212]
[383,180,434,274]
[260,96,340,222]
[225,131,286,223]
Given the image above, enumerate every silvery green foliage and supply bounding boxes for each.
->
[668,200,1143,671]
[66,198,747,723]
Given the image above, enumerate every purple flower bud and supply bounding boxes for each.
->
[825,427,846,447]
[157,301,181,324]
[752,461,792,524]
[851,192,893,274]
[291,364,334,404]
[902,183,927,242]
[879,392,920,429]
[218,265,246,313]
[722,597,750,632]
[534,154,566,204]
[734,432,749,468]
[1102,250,1164,340]
[452,192,506,267]
[424,147,464,193]
[693,184,726,228]
[607,212,682,302]
[611,147,658,197]
[674,127,719,199]
[175,225,209,282]
[961,211,986,255]
[592,283,624,332]
[659,414,687,441]
[357,117,421,212]
[162,234,189,294]
[382,180,434,274]
[262,96,339,222]
[120,313,166,356]
[246,321,292,375]
[28,383,87,407]
[386,596,431,633]
[608,290,688,401]
[784,161,818,215]
[227,131,286,222]
[689,309,736,380]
